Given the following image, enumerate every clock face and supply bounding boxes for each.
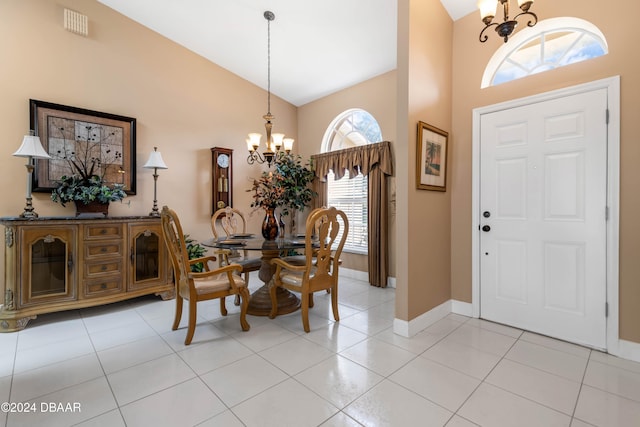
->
[217,153,230,168]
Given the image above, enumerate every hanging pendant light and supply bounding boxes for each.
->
[246,10,293,167]
[478,0,538,43]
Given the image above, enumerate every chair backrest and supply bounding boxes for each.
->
[211,206,248,238]
[160,206,192,298]
[304,206,348,286]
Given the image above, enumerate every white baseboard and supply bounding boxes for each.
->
[393,300,452,337]
[610,339,640,363]
[451,300,473,317]
[340,268,396,288]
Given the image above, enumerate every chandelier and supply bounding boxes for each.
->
[478,0,538,43]
[247,10,293,167]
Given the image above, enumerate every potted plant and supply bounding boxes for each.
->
[273,153,316,237]
[49,125,127,215]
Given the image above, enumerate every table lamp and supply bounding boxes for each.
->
[143,147,168,217]
[13,132,52,218]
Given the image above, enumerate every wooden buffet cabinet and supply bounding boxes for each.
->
[0,216,174,332]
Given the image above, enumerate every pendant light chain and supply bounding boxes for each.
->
[266,12,272,115]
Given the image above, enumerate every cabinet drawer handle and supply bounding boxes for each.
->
[101,265,107,271]
[100,283,107,290]
[100,229,107,234]
[101,247,108,252]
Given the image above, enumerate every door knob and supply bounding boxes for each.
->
[483,211,491,218]
[482,225,491,232]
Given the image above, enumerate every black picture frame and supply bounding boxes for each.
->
[29,99,137,194]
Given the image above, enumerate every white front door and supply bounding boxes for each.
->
[479,88,608,349]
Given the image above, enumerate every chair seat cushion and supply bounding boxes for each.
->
[235,257,262,271]
[193,273,246,295]
[280,268,316,287]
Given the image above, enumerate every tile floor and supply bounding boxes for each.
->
[1,273,640,426]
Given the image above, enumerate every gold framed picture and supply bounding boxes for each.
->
[30,99,137,194]
[416,121,448,191]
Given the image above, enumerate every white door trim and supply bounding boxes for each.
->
[471,76,620,353]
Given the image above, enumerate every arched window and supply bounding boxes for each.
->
[482,17,608,88]
[322,109,382,253]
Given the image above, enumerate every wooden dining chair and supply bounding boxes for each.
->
[161,206,250,345]
[269,206,348,332]
[211,207,262,289]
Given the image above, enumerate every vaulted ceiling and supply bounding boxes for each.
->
[97,0,477,106]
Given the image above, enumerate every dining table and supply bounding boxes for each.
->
[202,235,312,316]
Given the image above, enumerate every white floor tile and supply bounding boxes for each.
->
[444,323,517,356]
[520,332,592,359]
[232,378,338,427]
[120,378,226,427]
[506,340,588,382]
[1,273,637,427]
[97,335,174,374]
[8,377,116,427]
[303,323,368,353]
[422,338,501,380]
[465,318,523,338]
[10,353,104,402]
[260,336,333,376]
[295,354,384,409]
[200,354,288,407]
[458,383,571,427]
[319,411,363,427]
[177,335,253,375]
[583,359,640,402]
[574,385,640,427]
[73,409,126,427]
[344,379,452,427]
[107,354,195,406]
[486,358,581,415]
[373,327,443,354]
[197,409,245,427]
[390,357,481,412]
[339,337,415,376]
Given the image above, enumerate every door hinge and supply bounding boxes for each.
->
[606,108,610,124]
[605,302,609,317]
[605,206,609,221]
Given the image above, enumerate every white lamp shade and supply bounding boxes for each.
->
[283,138,294,151]
[143,149,168,169]
[248,133,262,149]
[478,0,497,20]
[271,133,285,149]
[13,134,52,159]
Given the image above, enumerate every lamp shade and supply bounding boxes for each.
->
[13,134,52,159]
[143,148,168,169]
[478,0,497,20]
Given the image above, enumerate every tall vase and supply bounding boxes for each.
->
[261,206,279,241]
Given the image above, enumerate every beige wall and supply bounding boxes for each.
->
[0,0,297,289]
[451,1,640,343]
[297,71,397,275]
[395,0,453,320]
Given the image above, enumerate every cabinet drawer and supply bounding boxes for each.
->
[83,224,124,240]
[85,260,122,277]
[84,241,123,259]
[83,277,123,297]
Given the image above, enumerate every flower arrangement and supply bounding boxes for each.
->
[248,171,286,210]
[49,125,127,207]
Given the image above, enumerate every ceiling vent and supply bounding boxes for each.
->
[64,8,88,37]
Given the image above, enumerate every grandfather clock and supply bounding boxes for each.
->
[211,147,233,213]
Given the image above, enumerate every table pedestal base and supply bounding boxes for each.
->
[247,284,300,316]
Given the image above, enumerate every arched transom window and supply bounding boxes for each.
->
[322,109,382,253]
[482,17,608,88]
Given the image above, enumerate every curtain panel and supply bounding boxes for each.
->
[311,141,393,287]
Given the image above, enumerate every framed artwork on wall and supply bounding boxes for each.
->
[416,121,448,191]
[29,99,137,194]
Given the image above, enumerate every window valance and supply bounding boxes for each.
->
[312,140,393,180]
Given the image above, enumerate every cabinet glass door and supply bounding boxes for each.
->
[129,223,167,290]
[21,227,76,306]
